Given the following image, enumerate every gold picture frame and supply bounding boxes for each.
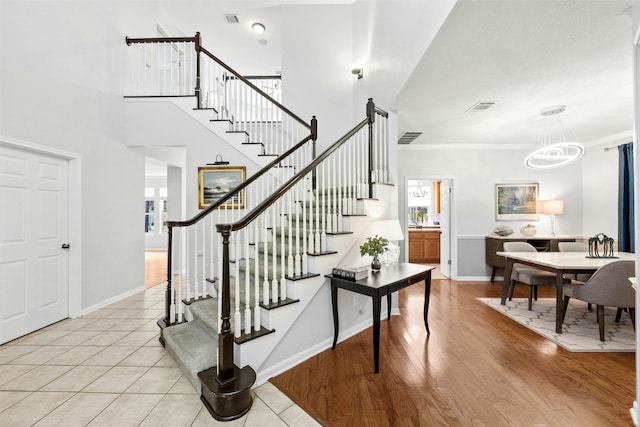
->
[198,166,246,209]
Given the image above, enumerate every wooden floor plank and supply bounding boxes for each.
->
[271,278,635,426]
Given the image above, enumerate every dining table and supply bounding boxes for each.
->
[497,251,636,333]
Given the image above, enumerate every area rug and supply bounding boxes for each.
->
[477,298,635,352]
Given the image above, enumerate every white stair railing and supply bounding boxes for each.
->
[125,33,310,160]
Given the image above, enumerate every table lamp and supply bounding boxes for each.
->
[539,199,564,236]
[372,219,404,264]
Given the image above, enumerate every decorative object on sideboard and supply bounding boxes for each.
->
[520,224,537,237]
[493,225,514,236]
[359,235,389,272]
[538,199,564,236]
[587,233,616,258]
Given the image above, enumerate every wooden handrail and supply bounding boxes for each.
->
[125,35,198,45]
[166,118,317,229]
[125,32,310,130]
[199,46,310,130]
[218,116,369,233]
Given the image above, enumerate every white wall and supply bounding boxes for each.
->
[397,145,585,279]
[352,0,457,111]
[0,0,157,310]
[281,4,355,151]
[582,138,632,239]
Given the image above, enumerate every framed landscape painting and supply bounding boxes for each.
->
[495,183,539,221]
[198,166,246,209]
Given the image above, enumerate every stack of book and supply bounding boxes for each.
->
[332,265,369,281]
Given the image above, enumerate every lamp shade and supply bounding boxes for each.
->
[372,219,404,241]
[539,199,564,215]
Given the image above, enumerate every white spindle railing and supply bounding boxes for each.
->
[125,34,309,161]
[162,96,387,389]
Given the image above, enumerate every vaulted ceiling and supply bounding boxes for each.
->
[393,0,634,147]
[159,0,634,149]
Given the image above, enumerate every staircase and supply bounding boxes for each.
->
[125,33,392,421]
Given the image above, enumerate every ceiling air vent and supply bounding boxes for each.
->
[398,131,422,144]
[466,101,497,112]
[224,14,239,24]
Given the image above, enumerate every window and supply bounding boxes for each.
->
[145,187,155,233]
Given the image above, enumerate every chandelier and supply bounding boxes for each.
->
[525,105,584,169]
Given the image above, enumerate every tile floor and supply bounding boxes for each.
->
[0,284,320,427]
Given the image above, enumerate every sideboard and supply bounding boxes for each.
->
[485,235,576,281]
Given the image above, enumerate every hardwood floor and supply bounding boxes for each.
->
[270,278,635,426]
[145,250,167,288]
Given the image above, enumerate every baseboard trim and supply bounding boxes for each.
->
[255,316,383,385]
[81,286,146,316]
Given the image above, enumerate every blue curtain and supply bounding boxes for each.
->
[618,142,634,252]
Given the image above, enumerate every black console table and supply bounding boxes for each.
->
[326,263,433,373]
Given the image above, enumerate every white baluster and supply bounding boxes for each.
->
[244,228,252,334]
[337,146,344,232]
[287,189,295,277]
[272,204,279,302]
[301,164,309,275]
[254,224,260,331]
[280,196,287,300]
[314,160,321,253]
[320,161,327,252]
[294,182,301,276]
[262,216,270,305]
[234,232,241,338]
[193,224,199,302]
[336,152,340,233]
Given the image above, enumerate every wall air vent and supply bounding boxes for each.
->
[466,101,497,112]
[225,14,240,24]
[398,131,422,144]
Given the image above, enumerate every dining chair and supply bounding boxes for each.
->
[561,260,635,342]
[558,242,592,282]
[503,241,557,310]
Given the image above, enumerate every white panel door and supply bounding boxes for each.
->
[439,180,451,278]
[0,146,69,344]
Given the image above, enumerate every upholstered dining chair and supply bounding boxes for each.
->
[561,260,636,342]
[558,242,592,282]
[503,242,558,310]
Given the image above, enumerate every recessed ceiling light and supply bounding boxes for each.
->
[252,23,265,35]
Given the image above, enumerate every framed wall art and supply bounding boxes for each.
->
[198,166,246,209]
[495,183,539,221]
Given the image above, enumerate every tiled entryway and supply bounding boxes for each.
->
[0,284,319,426]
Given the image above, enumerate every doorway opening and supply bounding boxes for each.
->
[405,178,452,279]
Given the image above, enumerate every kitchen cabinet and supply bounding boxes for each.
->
[408,229,440,263]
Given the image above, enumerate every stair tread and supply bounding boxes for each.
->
[163,322,217,391]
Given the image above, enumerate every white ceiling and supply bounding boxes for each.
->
[158,0,635,150]
[393,0,634,147]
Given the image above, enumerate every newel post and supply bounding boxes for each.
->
[199,223,255,421]
[216,224,234,382]
[366,98,376,199]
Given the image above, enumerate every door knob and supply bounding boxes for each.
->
[61,243,70,249]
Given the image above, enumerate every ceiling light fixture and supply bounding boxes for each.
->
[251,22,265,35]
[524,105,584,169]
[351,68,363,79]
